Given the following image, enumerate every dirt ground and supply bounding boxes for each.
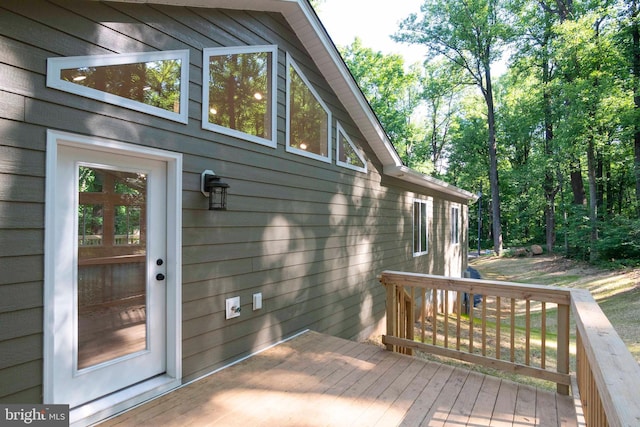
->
[469,254,640,363]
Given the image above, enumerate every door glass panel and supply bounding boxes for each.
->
[77,166,148,370]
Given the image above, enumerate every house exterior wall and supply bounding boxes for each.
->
[0,0,470,403]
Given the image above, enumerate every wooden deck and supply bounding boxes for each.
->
[101,331,577,426]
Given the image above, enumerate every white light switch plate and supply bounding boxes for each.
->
[253,293,262,310]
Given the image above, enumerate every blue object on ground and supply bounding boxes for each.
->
[465,267,482,307]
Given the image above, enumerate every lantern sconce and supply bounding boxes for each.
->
[200,170,230,211]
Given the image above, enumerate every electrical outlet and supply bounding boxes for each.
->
[225,296,241,319]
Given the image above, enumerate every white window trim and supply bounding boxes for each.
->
[202,45,278,148]
[451,204,461,245]
[286,53,332,164]
[413,198,432,257]
[47,50,190,124]
[336,121,367,173]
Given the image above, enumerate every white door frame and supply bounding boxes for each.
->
[43,130,182,426]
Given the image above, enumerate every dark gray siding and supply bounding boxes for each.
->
[0,0,468,402]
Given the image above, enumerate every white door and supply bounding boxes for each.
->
[50,144,168,408]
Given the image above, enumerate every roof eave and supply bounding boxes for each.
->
[384,165,478,201]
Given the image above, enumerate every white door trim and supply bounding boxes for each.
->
[43,130,182,426]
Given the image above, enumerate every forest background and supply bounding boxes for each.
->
[312,0,640,266]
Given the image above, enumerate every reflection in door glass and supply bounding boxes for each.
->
[77,166,148,369]
[78,204,103,246]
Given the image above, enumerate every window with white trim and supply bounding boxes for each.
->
[286,54,331,163]
[47,50,189,123]
[413,199,430,256]
[336,122,367,173]
[202,45,278,147]
[451,205,460,245]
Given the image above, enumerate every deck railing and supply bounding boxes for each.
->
[380,270,640,427]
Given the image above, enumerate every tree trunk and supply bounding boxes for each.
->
[596,150,604,218]
[587,136,598,262]
[569,158,586,205]
[484,65,502,256]
[542,30,557,253]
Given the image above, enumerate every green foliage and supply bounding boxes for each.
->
[561,205,593,261]
[595,217,640,264]
[394,0,515,83]
[339,39,427,169]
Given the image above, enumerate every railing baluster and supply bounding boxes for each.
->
[469,293,474,353]
[482,295,487,357]
[510,298,516,363]
[525,300,530,366]
[541,301,546,369]
[407,287,414,355]
[444,290,449,348]
[420,288,426,343]
[432,288,438,346]
[496,296,501,360]
[456,291,462,351]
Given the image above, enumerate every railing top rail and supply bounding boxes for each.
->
[571,288,640,427]
[380,270,571,305]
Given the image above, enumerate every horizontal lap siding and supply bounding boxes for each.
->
[0,0,460,401]
[0,1,48,396]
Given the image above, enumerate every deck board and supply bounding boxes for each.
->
[101,330,577,427]
[469,374,502,426]
[447,370,486,425]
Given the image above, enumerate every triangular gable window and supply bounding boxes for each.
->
[286,54,331,163]
[336,122,367,173]
[47,50,189,123]
[202,45,278,148]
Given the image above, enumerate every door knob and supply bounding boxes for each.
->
[156,273,165,281]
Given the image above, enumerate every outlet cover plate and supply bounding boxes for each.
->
[225,296,240,319]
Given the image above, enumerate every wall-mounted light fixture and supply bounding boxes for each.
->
[200,170,229,211]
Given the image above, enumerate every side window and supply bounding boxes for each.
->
[47,50,189,123]
[286,54,331,163]
[451,205,460,245]
[413,199,430,256]
[336,122,367,173]
[202,45,278,147]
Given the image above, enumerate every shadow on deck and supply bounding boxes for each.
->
[101,330,576,426]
